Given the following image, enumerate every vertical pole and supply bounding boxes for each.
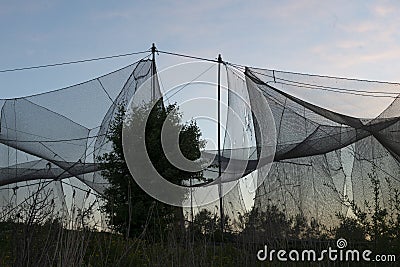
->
[190,177,194,223]
[217,54,224,233]
[151,43,156,101]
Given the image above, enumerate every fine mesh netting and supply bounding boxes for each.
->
[244,66,400,226]
[2,52,400,231]
[0,57,157,224]
[154,62,400,229]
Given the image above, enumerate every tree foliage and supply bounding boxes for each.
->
[99,101,205,238]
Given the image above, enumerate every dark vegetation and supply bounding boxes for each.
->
[1,103,399,266]
[99,101,205,239]
[2,175,399,266]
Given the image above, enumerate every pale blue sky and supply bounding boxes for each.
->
[1,0,400,104]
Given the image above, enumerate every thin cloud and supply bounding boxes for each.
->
[371,3,396,17]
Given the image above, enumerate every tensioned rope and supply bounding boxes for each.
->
[157,50,219,63]
[226,61,400,86]
[0,51,150,73]
[240,67,400,98]
[228,64,400,99]
[2,48,400,98]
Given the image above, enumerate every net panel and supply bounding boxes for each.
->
[244,66,400,226]
[0,58,155,224]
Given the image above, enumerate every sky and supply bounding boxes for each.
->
[1,0,400,103]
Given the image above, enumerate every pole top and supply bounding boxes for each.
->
[218,54,222,63]
[151,43,156,54]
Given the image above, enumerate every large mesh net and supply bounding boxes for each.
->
[244,66,400,227]
[2,52,400,233]
[0,57,157,225]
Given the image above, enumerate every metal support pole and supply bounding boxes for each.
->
[151,43,156,101]
[190,177,194,223]
[217,54,224,233]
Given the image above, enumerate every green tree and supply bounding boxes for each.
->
[99,100,205,239]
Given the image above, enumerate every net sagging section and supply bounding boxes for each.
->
[243,66,400,227]
[0,58,156,224]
